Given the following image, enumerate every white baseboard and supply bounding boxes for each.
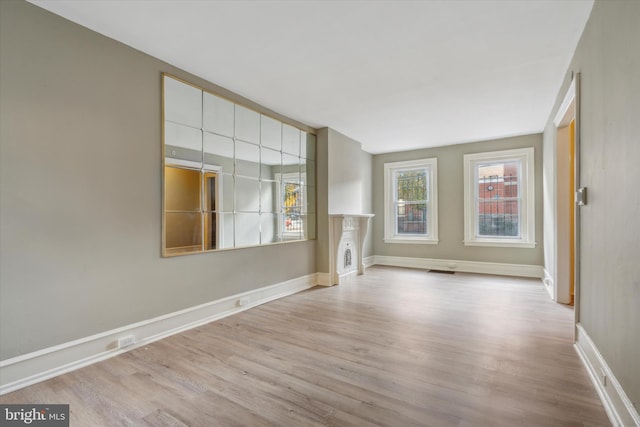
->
[317,257,374,287]
[371,255,543,278]
[0,273,319,395]
[316,272,331,287]
[363,255,375,268]
[574,324,640,427]
[543,268,554,299]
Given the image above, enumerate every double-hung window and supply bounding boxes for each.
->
[384,158,438,244]
[463,147,535,248]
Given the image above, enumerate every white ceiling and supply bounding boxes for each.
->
[28,0,593,154]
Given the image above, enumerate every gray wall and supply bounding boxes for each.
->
[372,134,544,265]
[360,147,374,260]
[327,128,371,215]
[316,128,374,272]
[543,0,640,407]
[0,0,317,360]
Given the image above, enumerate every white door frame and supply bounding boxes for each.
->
[552,73,581,329]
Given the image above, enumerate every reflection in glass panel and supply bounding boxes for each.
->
[261,180,279,213]
[307,133,316,159]
[165,122,202,153]
[235,105,260,144]
[165,212,202,254]
[235,141,260,178]
[220,213,234,249]
[203,92,234,137]
[236,213,260,247]
[261,115,281,151]
[163,74,316,256]
[304,186,316,213]
[282,154,300,178]
[203,172,218,251]
[282,123,300,156]
[261,147,281,179]
[283,229,302,242]
[261,213,279,244]
[164,166,202,254]
[235,177,260,212]
[203,132,233,173]
[164,77,202,129]
[204,212,217,250]
[303,159,316,186]
[283,180,303,240]
[300,132,308,159]
[220,173,234,212]
[301,132,316,159]
[165,122,202,168]
[164,167,201,212]
[302,214,316,240]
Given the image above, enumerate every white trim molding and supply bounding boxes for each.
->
[553,78,576,127]
[543,268,555,299]
[372,255,543,278]
[316,272,331,287]
[0,274,319,395]
[363,256,376,268]
[575,324,640,427]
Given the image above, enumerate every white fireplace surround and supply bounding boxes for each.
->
[329,214,374,285]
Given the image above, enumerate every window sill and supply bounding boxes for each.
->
[463,240,536,248]
[384,238,439,245]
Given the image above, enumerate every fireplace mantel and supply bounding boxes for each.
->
[328,214,374,285]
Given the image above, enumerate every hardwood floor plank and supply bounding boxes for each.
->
[0,267,611,426]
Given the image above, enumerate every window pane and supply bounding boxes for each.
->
[395,168,428,236]
[396,203,427,235]
[395,169,427,202]
[476,161,520,237]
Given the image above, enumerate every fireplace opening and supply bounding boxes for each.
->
[344,248,352,268]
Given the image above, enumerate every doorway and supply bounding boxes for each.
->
[553,74,580,313]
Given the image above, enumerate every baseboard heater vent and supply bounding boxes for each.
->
[428,270,455,274]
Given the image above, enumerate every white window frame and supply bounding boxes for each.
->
[384,158,438,244]
[463,147,535,248]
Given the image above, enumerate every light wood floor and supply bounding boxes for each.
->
[1,267,610,426]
